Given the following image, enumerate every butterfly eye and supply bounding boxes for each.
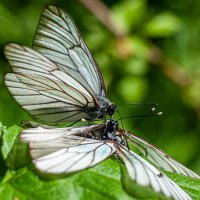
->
[107,105,116,116]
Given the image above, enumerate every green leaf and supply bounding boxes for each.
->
[2,155,199,200]
[1,124,29,170]
[0,123,7,178]
[1,125,22,160]
[112,0,146,33]
[166,171,200,200]
[117,76,148,102]
[142,12,183,37]
[1,160,135,200]
[0,170,34,200]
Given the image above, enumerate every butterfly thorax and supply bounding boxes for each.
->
[79,120,123,144]
[84,97,115,120]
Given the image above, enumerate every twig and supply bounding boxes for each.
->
[78,0,125,38]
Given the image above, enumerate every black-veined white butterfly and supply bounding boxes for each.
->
[4,5,115,124]
[4,4,199,200]
[20,119,199,200]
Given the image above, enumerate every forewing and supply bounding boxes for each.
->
[117,145,192,200]
[4,43,97,123]
[127,132,200,179]
[33,5,105,96]
[20,126,116,174]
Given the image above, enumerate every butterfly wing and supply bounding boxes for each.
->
[4,43,99,123]
[33,5,105,97]
[20,125,116,174]
[126,132,200,179]
[117,145,192,200]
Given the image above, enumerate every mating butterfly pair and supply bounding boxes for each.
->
[4,5,199,200]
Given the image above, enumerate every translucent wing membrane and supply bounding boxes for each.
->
[127,133,200,179]
[4,43,98,123]
[32,140,115,174]
[33,5,105,96]
[117,145,192,200]
[4,5,115,123]
[21,126,116,174]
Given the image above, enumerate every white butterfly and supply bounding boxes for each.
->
[21,119,199,200]
[4,5,115,124]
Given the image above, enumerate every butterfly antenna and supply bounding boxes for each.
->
[116,102,158,107]
[127,107,162,133]
[116,109,124,129]
[116,106,162,121]
[116,109,130,149]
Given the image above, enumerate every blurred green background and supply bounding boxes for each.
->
[0,0,200,174]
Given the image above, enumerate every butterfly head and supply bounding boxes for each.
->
[107,104,116,116]
[106,119,118,133]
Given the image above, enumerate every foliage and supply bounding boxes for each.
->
[0,0,200,199]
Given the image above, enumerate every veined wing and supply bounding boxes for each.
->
[33,5,105,96]
[20,126,116,174]
[20,122,104,142]
[126,132,200,179]
[4,43,98,123]
[117,145,192,200]
[20,125,92,142]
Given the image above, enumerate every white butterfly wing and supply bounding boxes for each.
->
[20,127,116,174]
[21,125,88,142]
[127,133,200,179]
[117,145,192,200]
[33,5,105,96]
[4,43,98,123]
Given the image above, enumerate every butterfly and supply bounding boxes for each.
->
[4,5,115,125]
[20,119,199,200]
